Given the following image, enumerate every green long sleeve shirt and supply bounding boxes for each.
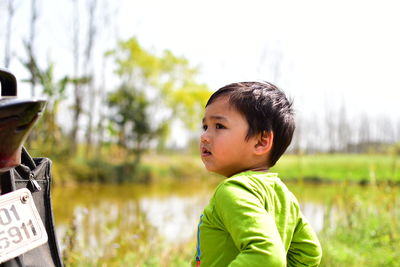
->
[192,171,322,267]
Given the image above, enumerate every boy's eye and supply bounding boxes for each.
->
[202,124,208,131]
[216,123,226,129]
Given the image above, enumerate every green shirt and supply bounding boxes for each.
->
[192,171,322,267]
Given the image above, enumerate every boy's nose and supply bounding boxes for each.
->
[200,132,210,143]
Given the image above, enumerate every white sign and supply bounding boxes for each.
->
[0,188,48,263]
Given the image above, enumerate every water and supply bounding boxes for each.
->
[52,181,215,260]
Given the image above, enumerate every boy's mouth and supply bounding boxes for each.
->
[201,147,212,157]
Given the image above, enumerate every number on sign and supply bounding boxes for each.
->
[0,231,10,249]
[8,227,23,244]
[0,208,12,225]
[0,205,21,225]
[10,204,20,221]
[21,220,37,238]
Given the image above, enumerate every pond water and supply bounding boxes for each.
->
[51,180,398,261]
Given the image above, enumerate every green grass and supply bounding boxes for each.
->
[318,184,400,266]
[271,153,400,183]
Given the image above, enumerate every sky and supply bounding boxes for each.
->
[115,0,400,121]
[2,0,400,143]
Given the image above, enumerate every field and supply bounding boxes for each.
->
[271,153,400,183]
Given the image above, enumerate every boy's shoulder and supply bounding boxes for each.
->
[214,171,283,197]
[210,171,301,221]
[223,171,281,188]
[213,171,297,205]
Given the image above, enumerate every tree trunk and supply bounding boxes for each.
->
[84,0,98,156]
[70,0,81,153]
[28,0,38,97]
[4,0,16,68]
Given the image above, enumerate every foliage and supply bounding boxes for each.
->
[319,185,400,266]
[18,34,210,161]
[107,37,211,154]
[21,57,71,147]
[108,83,161,163]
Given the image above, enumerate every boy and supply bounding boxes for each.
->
[192,82,322,266]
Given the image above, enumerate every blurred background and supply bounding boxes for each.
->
[1,0,399,266]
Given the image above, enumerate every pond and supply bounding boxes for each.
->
[51,179,399,265]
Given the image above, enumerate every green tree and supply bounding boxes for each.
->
[107,37,211,160]
[20,56,71,156]
[108,83,163,164]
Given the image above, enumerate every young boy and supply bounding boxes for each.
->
[192,81,322,266]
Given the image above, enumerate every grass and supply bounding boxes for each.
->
[271,153,400,184]
[318,184,400,266]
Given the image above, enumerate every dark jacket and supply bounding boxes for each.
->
[0,149,63,267]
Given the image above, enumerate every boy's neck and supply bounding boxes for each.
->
[249,166,269,173]
[227,167,270,177]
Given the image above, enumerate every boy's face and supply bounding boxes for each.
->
[200,96,261,177]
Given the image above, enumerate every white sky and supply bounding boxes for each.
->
[2,0,400,142]
[117,0,400,120]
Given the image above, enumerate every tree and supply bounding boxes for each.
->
[83,0,98,153]
[3,0,19,68]
[21,55,71,157]
[32,64,69,146]
[337,100,351,152]
[158,50,211,132]
[69,0,111,155]
[69,0,83,152]
[107,37,211,161]
[108,83,160,164]
[24,0,39,97]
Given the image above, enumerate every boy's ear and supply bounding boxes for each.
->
[254,131,273,155]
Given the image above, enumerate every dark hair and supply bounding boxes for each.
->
[206,81,295,167]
